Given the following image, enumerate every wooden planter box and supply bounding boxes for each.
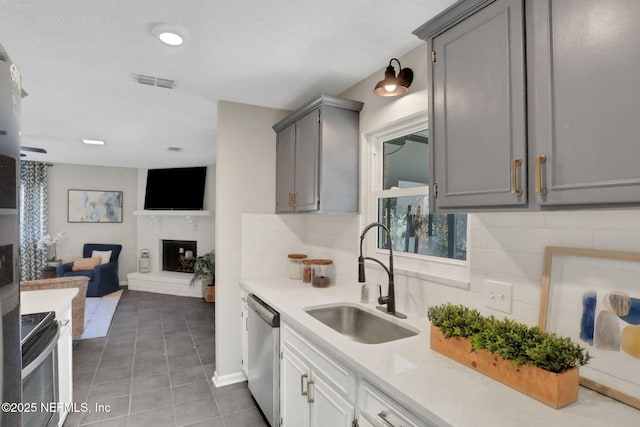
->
[430,325,579,409]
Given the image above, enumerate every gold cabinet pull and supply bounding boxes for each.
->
[288,192,293,207]
[536,155,547,195]
[511,159,522,196]
[300,373,308,396]
[307,379,315,403]
[292,192,297,208]
[377,411,396,427]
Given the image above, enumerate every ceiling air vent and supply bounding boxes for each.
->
[133,73,176,89]
[167,147,182,152]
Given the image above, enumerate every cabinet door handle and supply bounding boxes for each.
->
[292,192,297,208]
[536,155,547,195]
[377,411,397,427]
[511,158,522,196]
[300,373,308,396]
[288,192,293,207]
[307,379,315,403]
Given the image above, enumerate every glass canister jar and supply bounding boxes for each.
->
[287,254,308,280]
[311,259,334,288]
[302,259,315,283]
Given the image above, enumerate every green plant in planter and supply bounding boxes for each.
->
[190,251,215,286]
[427,304,591,373]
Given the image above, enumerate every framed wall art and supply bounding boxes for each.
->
[68,189,123,223]
[539,246,640,409]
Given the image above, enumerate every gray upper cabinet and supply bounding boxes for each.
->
[416,0,640,211]
[431,0,526,209]
[273,95,363,214]
[528,0,640,207]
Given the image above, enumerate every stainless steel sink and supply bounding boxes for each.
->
[304,304,418,344]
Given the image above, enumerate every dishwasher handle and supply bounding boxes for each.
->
[247,294,280,327]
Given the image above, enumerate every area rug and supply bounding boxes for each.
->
[78,290,123,339]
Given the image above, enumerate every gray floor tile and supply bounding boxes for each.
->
[172,380,214,405]
[131,373,171,395]
[127,406,176,427]
[88,379,131,400]
[94,364,133,385]
[169,354,201,372]
[69,290,265,427]
[170,365,208,386]
[214,387,256,415]
[135,338,166,353]
[174,397,219,427]
[223,408,268,427]
[181,417,224,427]
[129,387,173,414]
[81,396,130,425]
[80,415,128,426]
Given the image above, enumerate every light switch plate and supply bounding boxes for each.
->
[485,279,512,313]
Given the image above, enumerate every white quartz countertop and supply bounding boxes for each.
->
[21,288,78,315]
[241,277,640,427]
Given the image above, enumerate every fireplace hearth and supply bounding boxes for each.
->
[162,240,197,273]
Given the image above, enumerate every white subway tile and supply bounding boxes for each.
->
[469,220,489,249]
[594,229,640,253]
[488,227,593,253]
[545,209,640,229]
[474,212,546,228]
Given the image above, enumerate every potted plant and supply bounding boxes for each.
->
[190,251,215,302]
[427,304,590,409]
[37,232,65,267]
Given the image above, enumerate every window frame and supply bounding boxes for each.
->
[363,112,470,287]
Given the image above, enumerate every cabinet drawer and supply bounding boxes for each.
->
[359,380,425,427]
[282,322,356,399]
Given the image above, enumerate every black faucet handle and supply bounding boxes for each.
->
[377,284,388,305]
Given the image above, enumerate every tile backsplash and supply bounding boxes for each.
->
[240,210,640,325]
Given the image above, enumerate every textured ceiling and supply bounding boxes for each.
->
[0,0,455,168]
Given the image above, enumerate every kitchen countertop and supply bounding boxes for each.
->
[242,277,640,427]
[21,288,78,315]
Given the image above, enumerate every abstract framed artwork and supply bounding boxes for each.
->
[539,246,640,409]
[68,190,123,223]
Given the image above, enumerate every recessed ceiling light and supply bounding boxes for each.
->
[158,32,183,46]
[151,24,185,47]
[82,139,105,145]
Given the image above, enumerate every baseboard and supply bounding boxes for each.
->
[212,370,247,388]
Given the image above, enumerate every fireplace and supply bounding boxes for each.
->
[162,240,197,273]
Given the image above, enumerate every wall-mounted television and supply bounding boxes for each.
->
[144,167,207,210]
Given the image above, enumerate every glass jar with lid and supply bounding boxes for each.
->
[301,259,334,287]
[287,254,307,280]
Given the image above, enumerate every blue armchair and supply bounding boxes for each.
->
[56,243,122,297]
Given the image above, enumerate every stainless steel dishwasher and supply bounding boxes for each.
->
[247,294,280,427]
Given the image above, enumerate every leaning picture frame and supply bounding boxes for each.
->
[539,246,640,409]
[68,189,123,223]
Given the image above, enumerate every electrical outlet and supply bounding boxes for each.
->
[485,280,512,313]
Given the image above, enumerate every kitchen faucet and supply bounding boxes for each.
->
[358,222,407,319]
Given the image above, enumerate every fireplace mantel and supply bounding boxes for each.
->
[133,210,211,231]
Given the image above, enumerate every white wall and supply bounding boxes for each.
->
[215,100,289,384]
[134,167,215,273]
[47,163,137,282]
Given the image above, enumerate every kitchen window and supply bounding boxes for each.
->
[368,117,467,265]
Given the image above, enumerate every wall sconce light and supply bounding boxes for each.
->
[374,58,414,97]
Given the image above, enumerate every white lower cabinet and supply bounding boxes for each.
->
[57,302,73,427]
[358,380,427,427]
[240,292,249,376]
[280,322,356,427]
[280,321,432,427]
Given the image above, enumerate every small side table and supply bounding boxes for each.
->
[40,267,57,279]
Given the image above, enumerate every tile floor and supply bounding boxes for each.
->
[64,289,268,427]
